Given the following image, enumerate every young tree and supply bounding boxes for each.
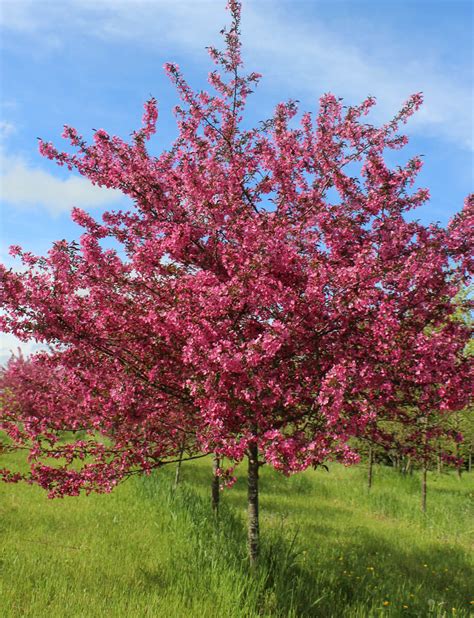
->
[0,351,206,495]
[356,401,472,512]
[458,409,474,473]
[1,0,472,563]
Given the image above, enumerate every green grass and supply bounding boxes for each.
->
[0,451,472,617]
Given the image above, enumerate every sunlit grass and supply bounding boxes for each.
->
[0,449,472,617]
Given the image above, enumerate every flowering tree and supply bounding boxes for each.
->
[353,287,474,501]
[0,350,206,492]
[358,407,468,511]
[1,1,472,563]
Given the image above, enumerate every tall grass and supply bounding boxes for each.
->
[0,450,472,617]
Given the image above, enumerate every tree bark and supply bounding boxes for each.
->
[401,455,407,476]
[211,454,220,515]
[421,417,428,513]
[405,456,412,476]
[173,442,185,489]
[468,445,472,474]
[367,446,373,490]
[456,442,462,479]
[421,462,427,514]
[247,442,260,566]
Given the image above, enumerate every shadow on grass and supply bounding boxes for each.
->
[136,472,321,617]
[135,471,473,617]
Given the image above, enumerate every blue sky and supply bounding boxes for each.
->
[0,0,472,358]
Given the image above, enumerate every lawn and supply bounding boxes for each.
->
[0,450,472,617]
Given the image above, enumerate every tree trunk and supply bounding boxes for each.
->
[401,456,407,476]
[468,445,472,474]
[421,417,428,513]
[211,454,220,515]
[456,443,462,479]
[405,456,412,476]
[367,446,373,490]
[437,453,442,474]
[247,443,260,566]
[173,443,185,489]
[421,462,427,514]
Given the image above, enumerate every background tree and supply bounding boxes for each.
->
[0,351,206,495]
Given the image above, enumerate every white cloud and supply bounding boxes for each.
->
[0,332,43,364]
[0,150,123,216]
[0,121,16,139]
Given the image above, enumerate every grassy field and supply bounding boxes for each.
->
[0,451,472,618]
